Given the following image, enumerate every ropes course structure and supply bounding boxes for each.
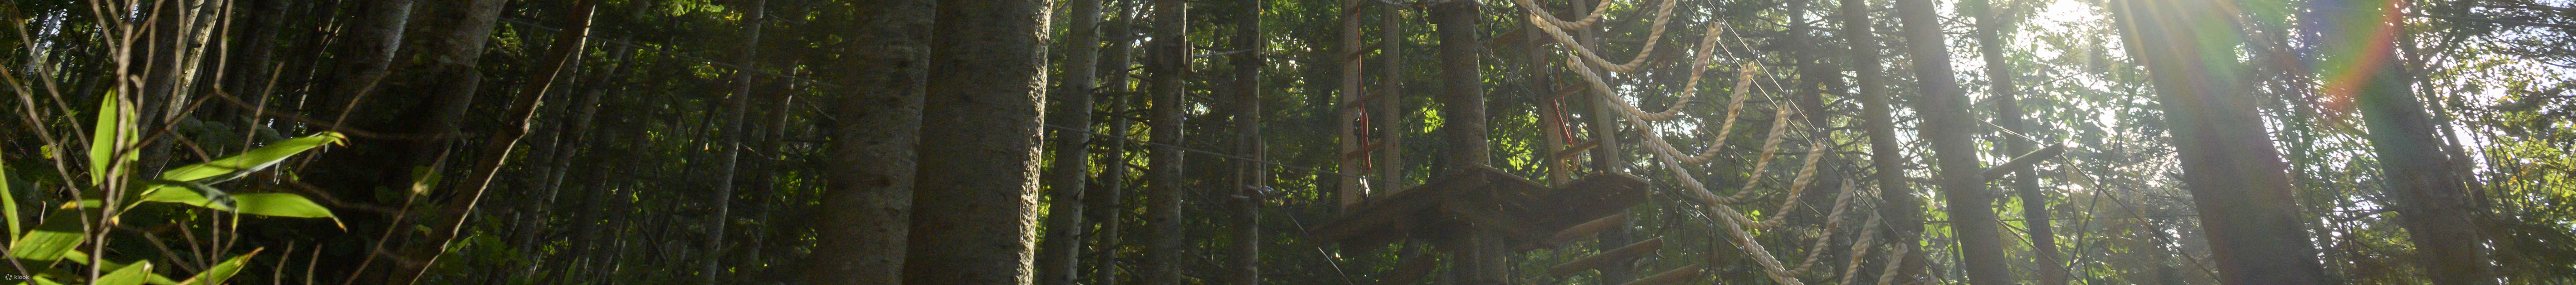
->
[1510,0,1913,283]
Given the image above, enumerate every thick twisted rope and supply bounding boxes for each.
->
[1518,0,1905,283]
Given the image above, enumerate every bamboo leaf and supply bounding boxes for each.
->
[2,164,18,236]
[95,260,154,285]
[7,204,88,262]
[156,132,345,184]
[65,251,182,285]
[88,91,138,186]
[15,276,64,285]
[136,181,235,211]
[175,248,261,285]
[231,193,339,225]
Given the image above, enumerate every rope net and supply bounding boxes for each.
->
[1509,0,1910,284]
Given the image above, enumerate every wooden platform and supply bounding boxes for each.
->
[1312,166,1649,249]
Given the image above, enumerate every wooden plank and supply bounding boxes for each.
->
[1543,213,1628,247]
[1618,264,1707,285]
[1500,172,1649,236]
[1547,238,1665,277]
[1310,166,1518,247]
[1440,202,1548,242]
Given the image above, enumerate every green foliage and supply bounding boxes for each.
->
[0,95,343,284]
[87,91,136,187]
[94,261,153,285]
[6,206,85,263]
[175,249,261,285]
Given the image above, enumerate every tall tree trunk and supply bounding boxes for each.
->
[1890,0,2011,283]
[804,0,932,282]
[1228,0,1266,283]
[315,0,413,120]
[1966,0,2061,283]
[703,1,766,283]
[1143,0,1190,283]
[1086,2,1142,283]
[1374,0,1405,198]
[1433,1,1501,283]
[2106,0,2329,283]
[903,0,1056,281]
[2330,2,2499,283]
[1434,0,1487,173]
[1040,0,1105,283]
[1841,0,1928,280]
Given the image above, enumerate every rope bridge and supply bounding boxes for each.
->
[1514,0,1912,283]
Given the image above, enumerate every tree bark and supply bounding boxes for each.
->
[1966,0,2062,283]
[807,0,932,283]
[318,0,414,124]
[1039,0,1105,283]
[1085,2,1142,283]
[902,0,1056,281]
[1435,0,1488,172]
[1374,0,1406,200]
[1890,0,2011,283]
[1143,0,1190,283]
[702,1,766,283]
[1433,1,1502,284]
[1229,0,1266,283]
[2332,2,2500,283]
[1840,0,1927,283]
[2106,0,2330,283]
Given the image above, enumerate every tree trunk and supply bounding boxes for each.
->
[1890,0,2011,283]
[2106,0,2330,283]
[1143,0,1191,283]
[1374,0,1406,200]
[1967,0,2061,283]
[1434,0,1488,172]
[1039,0,1105,283]
[1086,2,1143,283]
[1840,0,1923,277]
[702,1,766,282]
[804,0,932,282]
[903,0,1056,281]
[2331,3,2500,283]
[1433,1,1502,283]
[305,0,411,203]
[1844,0,1927,282]
[1229,0,1266,283]
[1030,0,1102,281]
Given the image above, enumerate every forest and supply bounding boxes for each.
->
[1,0,2573,284]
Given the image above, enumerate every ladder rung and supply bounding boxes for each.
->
[1546,213,1629,246]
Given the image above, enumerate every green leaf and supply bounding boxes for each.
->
[156,132,345,184]
[176,248,261,285]
[88,91,138,186]
[7,205,88,262]
[231,193,339,225]
[16,276,65,285]
[65,251,181,285]
[2,164,19,236]
[136,180,235,211]
[96,260,154,285]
